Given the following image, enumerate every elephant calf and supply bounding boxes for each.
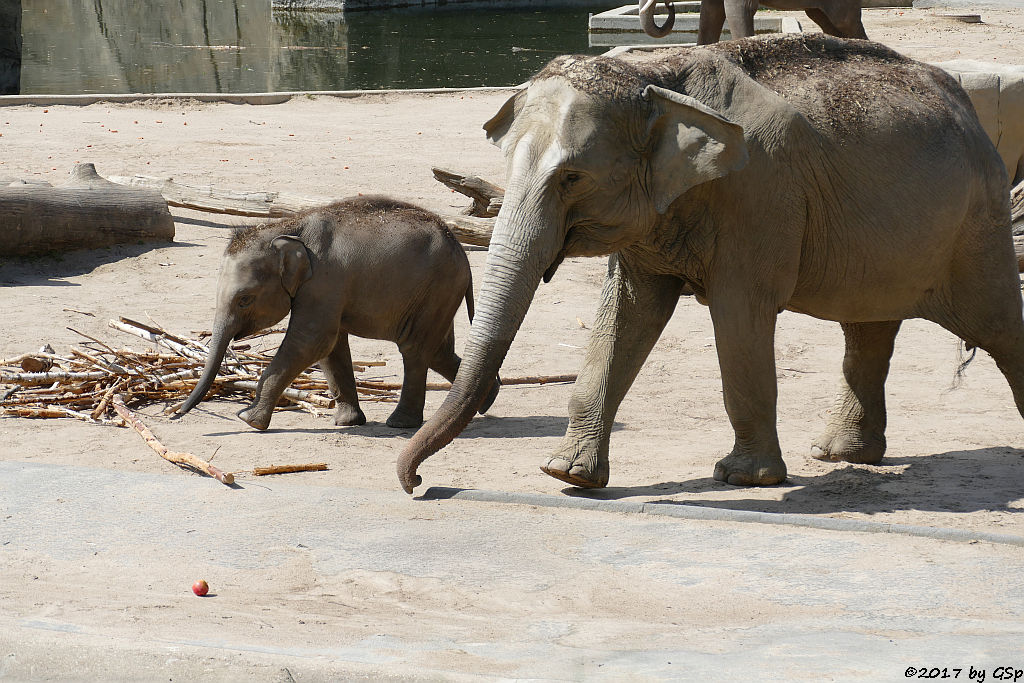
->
[177,195,499,430]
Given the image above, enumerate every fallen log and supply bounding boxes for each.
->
[0,163,174,257]
[112,394,234,485]
[442,215,494,248]
[107,174,321,218]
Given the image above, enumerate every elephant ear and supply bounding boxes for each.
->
[483,89,526,149]
[643,84,749,214]
[272,235,312,298]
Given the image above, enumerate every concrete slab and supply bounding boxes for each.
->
[1,460,1023,680]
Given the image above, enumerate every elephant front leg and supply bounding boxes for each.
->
[723,0,759,39]
[542,257,684,488]
[238,323,337,431]
[320,333,366,427]
[811,321,900,464]
[696,0,727,44]
[709,296,786,486]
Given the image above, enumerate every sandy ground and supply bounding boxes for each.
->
[3,5,1024,530]
[2,8,1024,678]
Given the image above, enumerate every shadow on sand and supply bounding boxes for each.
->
[561,447,1024,517]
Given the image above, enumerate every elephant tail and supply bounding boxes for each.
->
[464,275,475,324]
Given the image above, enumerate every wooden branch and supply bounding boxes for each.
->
[1,369,112,385]
[107,174,322,218]
[0,163,174,257]
[432,167,505,218]
[498,374,578,386]
[109,318,208,362]
[252,463,328,476]
[221,380,335,408]
[356,373,577,392]
[112,394,234,485]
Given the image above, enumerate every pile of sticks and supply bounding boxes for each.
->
[1,315,577,425]
[0,316,394,424]
[1,316,576,484]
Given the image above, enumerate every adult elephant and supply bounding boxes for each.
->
[397,35,1024,494]
[638,0,866,44]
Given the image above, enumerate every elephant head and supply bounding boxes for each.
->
[176,230,312,416]
[397,57,747,493]
[638,0,676,39]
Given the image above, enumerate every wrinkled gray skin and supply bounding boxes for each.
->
[397,35,1024,494]
[695,0,865,44]
[177,195,499,430]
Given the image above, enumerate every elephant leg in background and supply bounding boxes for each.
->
[697,0,727,44]
[427,325,500,415]
[709,291,787,486]
[803,5,867,39]
[320,333,366,426]
[723,0,760,39]
[811,321,901,464]
[387,344,431,429]
[238,322,339,430]
[542,256,685,488]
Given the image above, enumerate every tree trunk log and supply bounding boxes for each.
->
[0,163,174,257]
[442,215,494,247]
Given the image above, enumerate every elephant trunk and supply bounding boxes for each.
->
[175,324,234,416]
[639,0,675,38]
[397,192,559,493]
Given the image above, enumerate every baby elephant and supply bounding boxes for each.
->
[176,195,499,429]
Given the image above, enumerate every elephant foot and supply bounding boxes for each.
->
[540,440,609,488]
[810,430,886,464]
[477,375,501,415]
[386,408,423,429]
[541,457,608,488]
[334,404,366,427]
[237,406,270,431]
[713,452,787,486]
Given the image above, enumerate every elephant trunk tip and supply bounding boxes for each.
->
[396,389,481,494]
[399,468,423,495]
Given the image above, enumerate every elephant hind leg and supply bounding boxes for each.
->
[926,238,1024,420]
[938,312,1024,421]
[428,325,500,415]
[812,320,900,464]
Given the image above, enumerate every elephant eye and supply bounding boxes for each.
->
[560,171,587,195]
[238,295,255,309]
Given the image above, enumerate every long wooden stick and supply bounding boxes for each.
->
[356,373,578,392]
[112,394,234,485]
[252,463,328,476]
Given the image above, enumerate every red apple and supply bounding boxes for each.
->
[191,579,209,597]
